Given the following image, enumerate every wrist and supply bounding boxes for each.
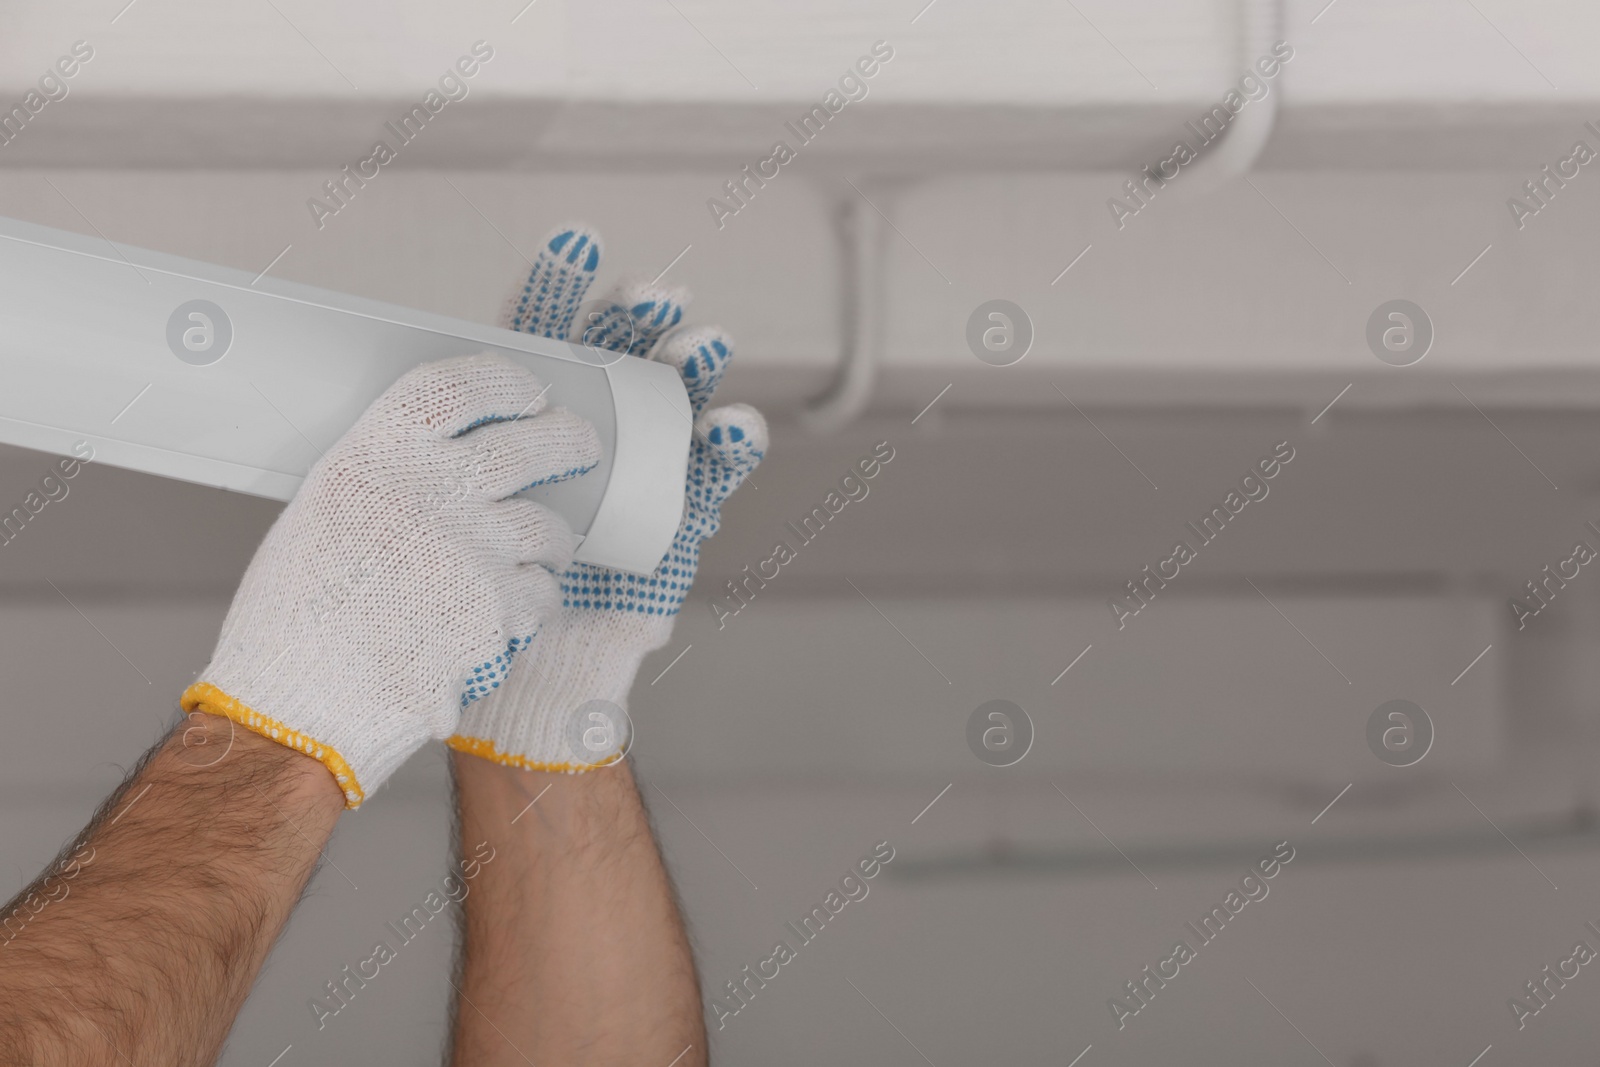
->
[159,710,346,815]
[180,675,429,808]
[452,750,642,845]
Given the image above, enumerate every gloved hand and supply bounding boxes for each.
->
[182,354,601,807]
[449,225,767,770]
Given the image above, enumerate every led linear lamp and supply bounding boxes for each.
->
[0,215,692,574]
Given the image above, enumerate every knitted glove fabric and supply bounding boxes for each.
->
[449,225,767,771]
[182,353,601,807]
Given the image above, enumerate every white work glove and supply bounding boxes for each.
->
[449,225,766,771]
[182,353,601,807]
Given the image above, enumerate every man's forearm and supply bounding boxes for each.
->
[0,712,343,1066]
[449,754,706,1067]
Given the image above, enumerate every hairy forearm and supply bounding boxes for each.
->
[449,754,706,1067]
[0,712,343,1066]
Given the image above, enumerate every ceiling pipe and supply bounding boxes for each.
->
[888,808,1600,881]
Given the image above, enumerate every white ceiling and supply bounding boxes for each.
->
[5,0,1592,102]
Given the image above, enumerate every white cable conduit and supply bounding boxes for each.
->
[1152,0,1285,206]
[799,0,1283,433]
[798,180,889,434]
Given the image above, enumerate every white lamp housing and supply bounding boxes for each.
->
[0,215,692,575]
